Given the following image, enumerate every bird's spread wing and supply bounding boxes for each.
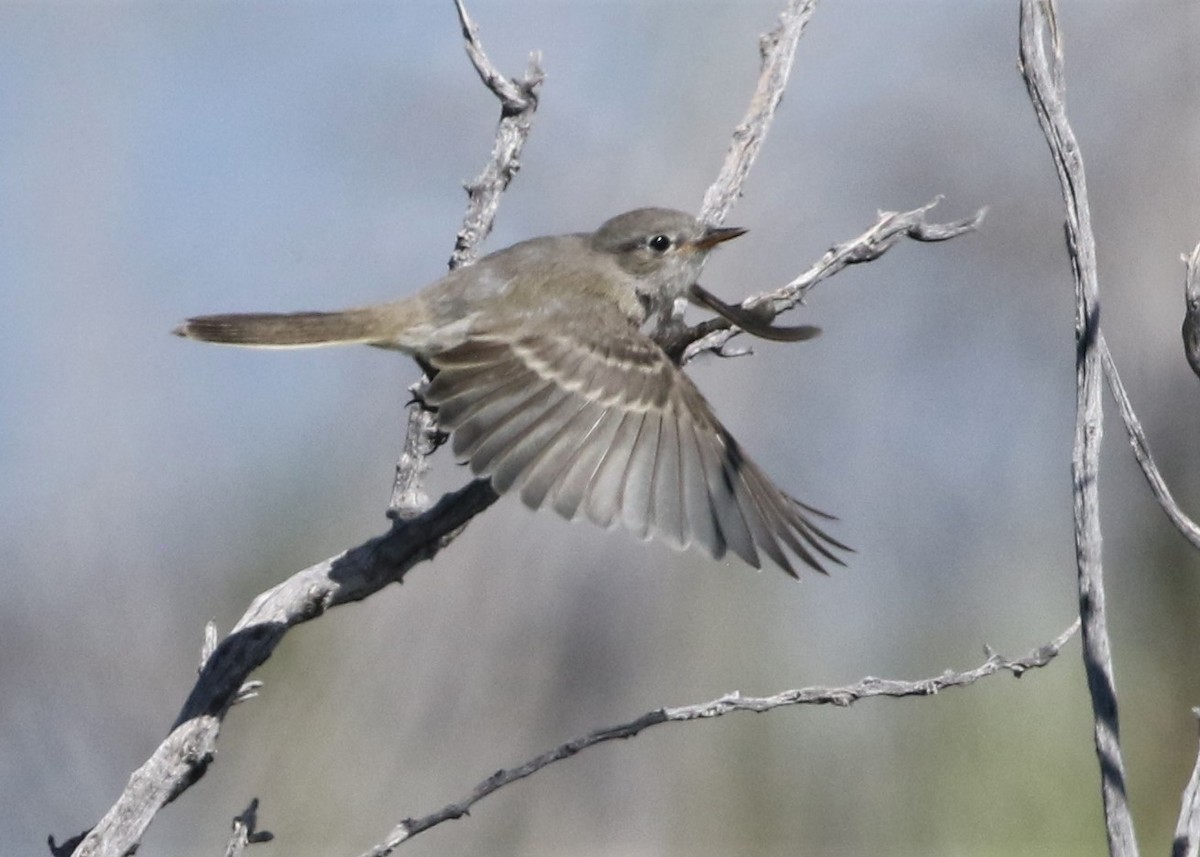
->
[424,313,848,577]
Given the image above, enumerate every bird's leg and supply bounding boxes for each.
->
[405,367,450,451]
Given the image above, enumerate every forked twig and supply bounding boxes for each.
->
[675,199,985,363]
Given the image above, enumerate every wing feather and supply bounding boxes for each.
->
[516,400,606,511]
[467,380,559,471]
[550,410,625,520]
[648,408,686,548]
[424,313,846,576]
[583,411,642,529]
[619,411,661,541]
[489,392,590,493]
[677,411,725,560]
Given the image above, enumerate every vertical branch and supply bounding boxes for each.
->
[1173,710,1200,857]
[1181,240,1200,379]
[386,0,543,520]
[1018,2,1138,855]
[657,0,816,332]
[448,0,544,269]
[387,375,441,520]
[1100,334,1200,549]
[699,0,818,226]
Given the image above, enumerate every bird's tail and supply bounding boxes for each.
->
[173,307,405,348]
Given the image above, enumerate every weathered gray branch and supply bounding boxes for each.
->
[645,0,817,335]
[386,1,543,521]
[1181,241,1200,379]
[57,479,500,857]
[448,0,544,270]
[1173,710,1200,857]
[698,0,817,227]
[1100,334,1200,550]
[356,622,1079,855]
[676,198,985,363]
[1018,2,1138,855]
[679,0,982,362]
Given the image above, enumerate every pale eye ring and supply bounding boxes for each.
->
[648,234,672,253]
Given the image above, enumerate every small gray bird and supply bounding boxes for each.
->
[175,207,847,576]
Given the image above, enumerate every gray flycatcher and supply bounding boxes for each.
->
[175,207,848,576]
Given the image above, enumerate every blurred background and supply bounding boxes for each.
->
[3,1,1199,855]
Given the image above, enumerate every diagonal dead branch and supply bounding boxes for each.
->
[63,479,500,857]
[449,0,544,269]
[699,0,818,227]
[1174,709,1200,857]
[670,199,985,364]
[1094,239,1200,549]
[651,0,817,337]
[356,622,1079,855]
[1019,1,1138,855]
[1181,241,1200,379]
[1100,333,1200,550]
[785,199,987,303]
[677,0,980,361]
[386,2,541,521]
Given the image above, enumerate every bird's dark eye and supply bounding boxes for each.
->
[648,234,672,253]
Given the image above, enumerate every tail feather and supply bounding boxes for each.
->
[174,309,394,348]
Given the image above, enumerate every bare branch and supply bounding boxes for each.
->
[64,479,499,857]
[356,622,1079,855]
[1174,710,1200,857]
[449,0,544,269]
[674,199,985,364]
[1100,334,1200,549]
[386,375,443,519]
[200,620,219,671]
[699,0,818,226]
[1019,2,1138,855]
[1181,241,1200,379]
[386,3,542,522]
[641,0,820,335]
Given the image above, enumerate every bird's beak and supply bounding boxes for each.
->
[692,225,747,250]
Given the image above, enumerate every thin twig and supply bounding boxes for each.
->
[1181,241,1200,379]
[355,622,1079,855]
[1173,709,1200,857]
[1018,2,1138,855]
[699,0,818,227]
[386,375,442,519]
[449,0,544,268]
[386,0,541,519]
[650,0,818,333]
[1100,333,1200,549]
[674,199,985,363]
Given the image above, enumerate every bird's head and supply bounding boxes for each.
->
[591,208,746,309]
